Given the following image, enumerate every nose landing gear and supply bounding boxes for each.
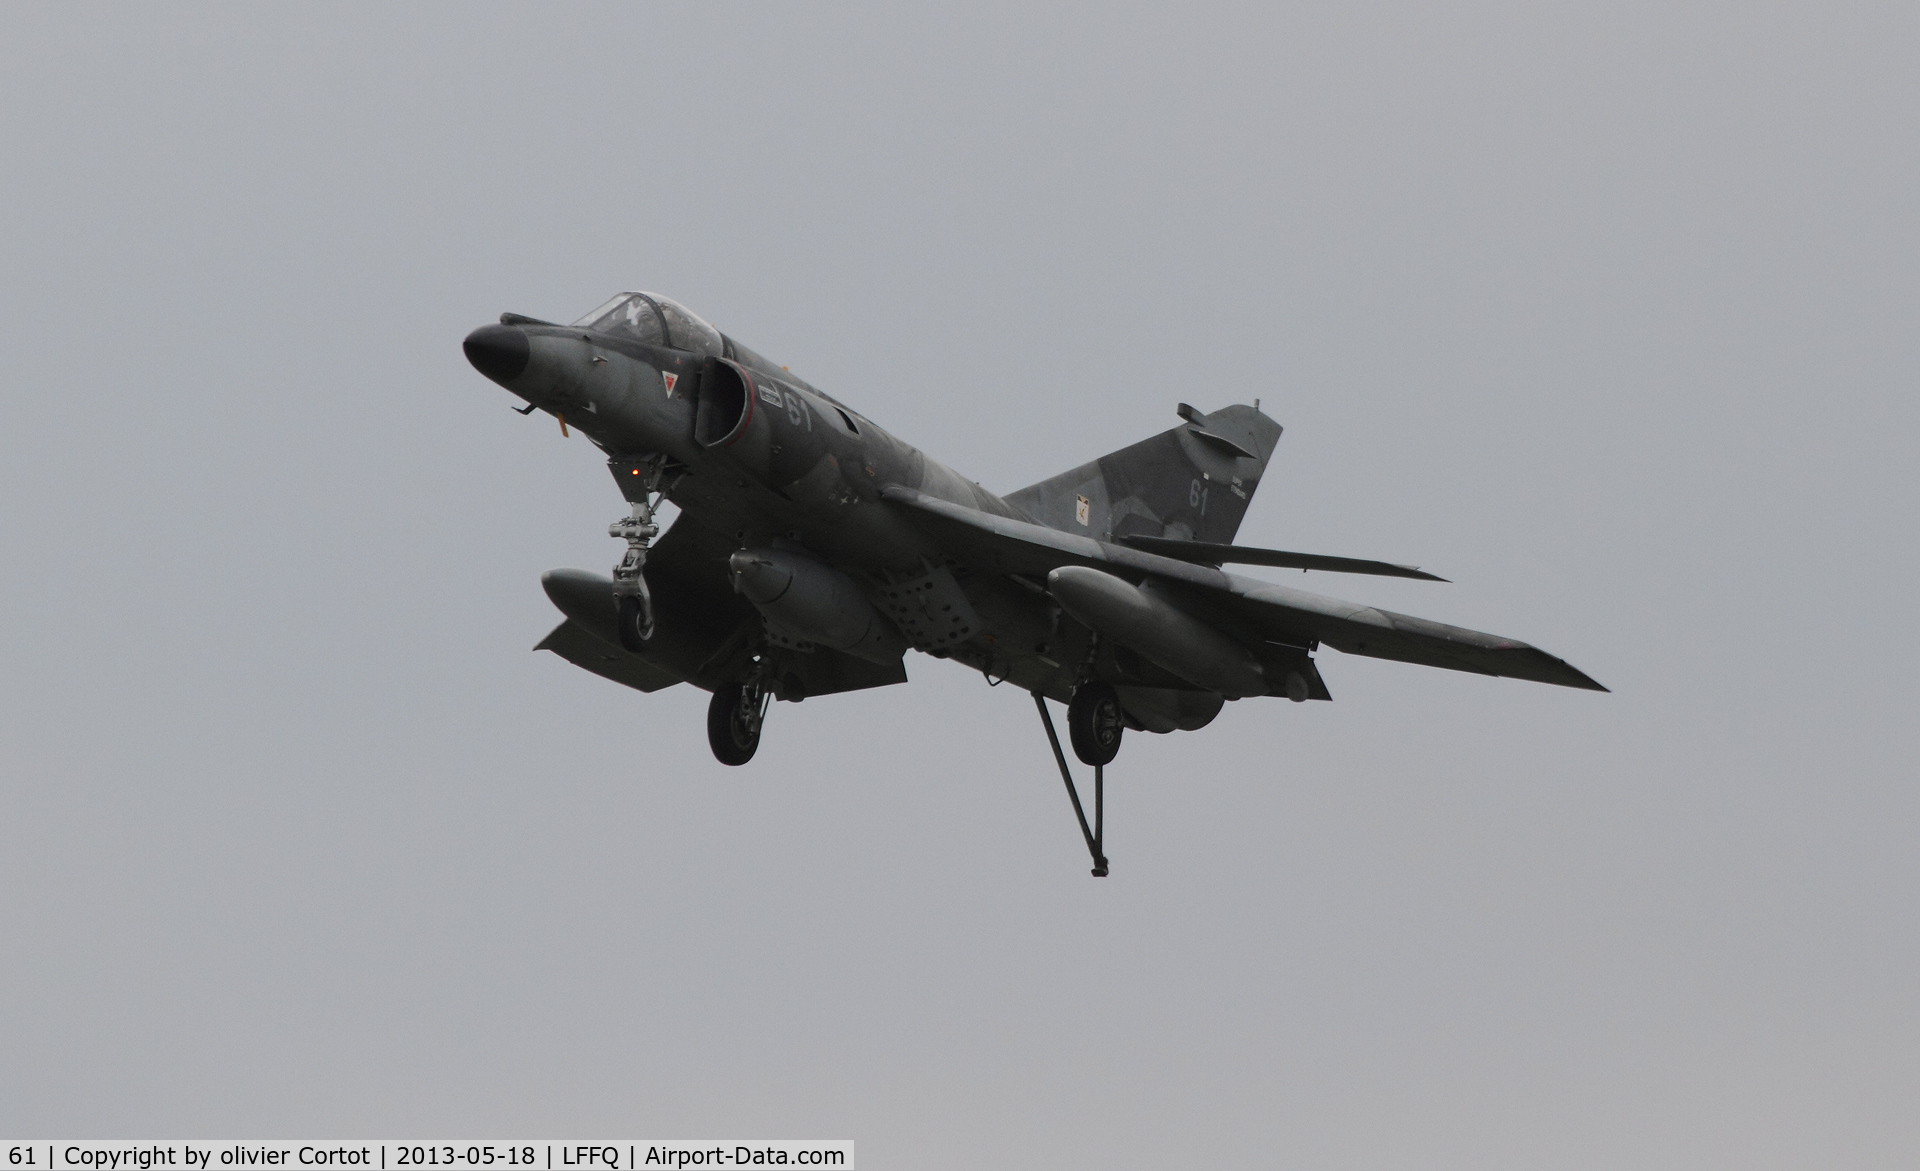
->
[609,454,675,652]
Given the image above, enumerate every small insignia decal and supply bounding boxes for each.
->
[1075,495,1090,526]
[662,372,678,397]
[759,386,784,405]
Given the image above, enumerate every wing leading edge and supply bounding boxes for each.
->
[883,486,1605,692]
[1114,533,1448,581]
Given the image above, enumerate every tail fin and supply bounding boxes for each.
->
[1006,403,1282,544]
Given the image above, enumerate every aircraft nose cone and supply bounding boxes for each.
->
[463,324,529,384]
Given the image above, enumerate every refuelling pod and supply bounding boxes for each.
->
[1046,565,1266,699]
[694,357,829,486]
[728,547,907,666]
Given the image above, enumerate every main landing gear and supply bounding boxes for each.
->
[1034,682,1126,877]
[707,681,769,766]
[1067,681,1124,766]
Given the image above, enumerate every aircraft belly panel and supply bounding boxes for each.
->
[875,563,983,651]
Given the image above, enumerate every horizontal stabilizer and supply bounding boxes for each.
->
[1115,534,1447,581]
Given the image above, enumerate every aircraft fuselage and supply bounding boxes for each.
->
[464,317,1095,703]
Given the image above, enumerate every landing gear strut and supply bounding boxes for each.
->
[610,454,672,652]
[1034,691,1110,877]
[708,681,769,766]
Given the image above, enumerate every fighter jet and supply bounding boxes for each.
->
[464,292,1603,873]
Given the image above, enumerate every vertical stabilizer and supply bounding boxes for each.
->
[1006,403,1282,544]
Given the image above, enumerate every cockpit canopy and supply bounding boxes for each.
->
[572,291,724,357]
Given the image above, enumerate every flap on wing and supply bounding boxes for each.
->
[883,486,1606,692]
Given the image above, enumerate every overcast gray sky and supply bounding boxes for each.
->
[3,3,1916,1167]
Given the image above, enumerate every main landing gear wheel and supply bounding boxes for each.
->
[707,683,764,766]
[1068,682,1124,766]
[616,594,653,652]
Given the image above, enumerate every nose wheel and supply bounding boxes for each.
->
[616,594,653,652]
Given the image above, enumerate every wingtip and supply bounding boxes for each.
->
[1521,647,1608,692]
[1562,665,1609,692]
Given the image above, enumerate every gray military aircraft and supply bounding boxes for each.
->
[464,291,1603,874]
